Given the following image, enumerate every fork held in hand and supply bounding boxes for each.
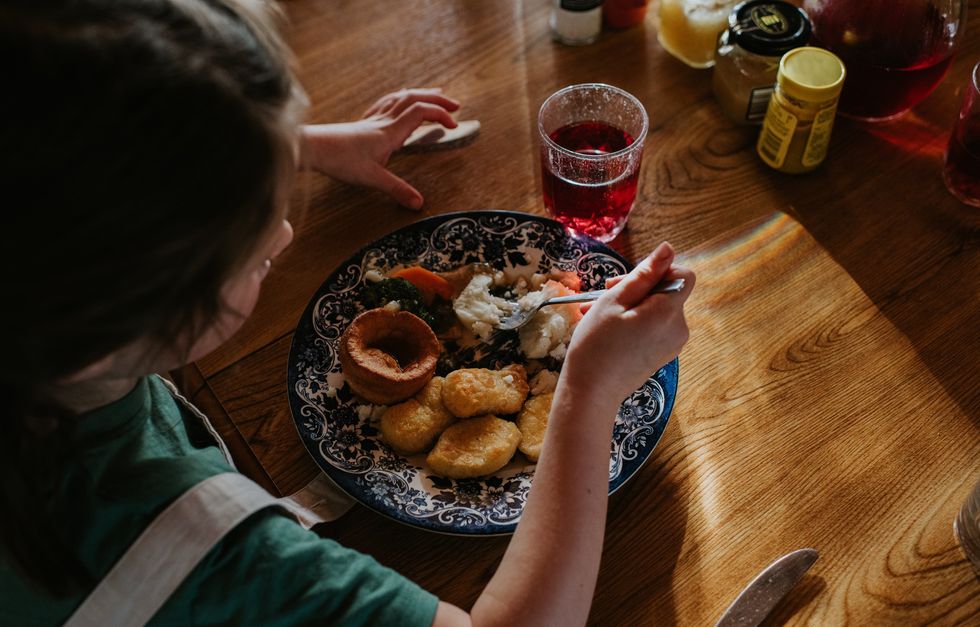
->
[496,277,686,331]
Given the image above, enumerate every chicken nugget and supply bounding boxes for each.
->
[380,377,456,455]
[441,365,529,418]
[516,393,553,462]
[426,415,522,478]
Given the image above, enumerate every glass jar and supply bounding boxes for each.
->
[658,0,737,69]
[713,1,812,124]
[757,47,846,174]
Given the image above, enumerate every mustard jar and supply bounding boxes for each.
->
[756,46,846,174]
[713,0,812,124]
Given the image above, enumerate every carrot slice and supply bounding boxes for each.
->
[390,266,454,304]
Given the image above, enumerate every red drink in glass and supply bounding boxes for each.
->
[804,0,964,121]
[538,84,648,242]
[541,121,640,240]
[944,131,980,205]
[943,62,980,207]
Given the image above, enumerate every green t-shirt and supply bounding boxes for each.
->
[0,376,439,626]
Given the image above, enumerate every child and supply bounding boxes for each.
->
[0,1,695,625]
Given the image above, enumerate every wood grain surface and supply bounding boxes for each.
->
[179,1,980,624]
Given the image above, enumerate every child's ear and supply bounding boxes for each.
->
[58,353,118,384]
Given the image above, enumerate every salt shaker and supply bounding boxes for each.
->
[551,0,603,46]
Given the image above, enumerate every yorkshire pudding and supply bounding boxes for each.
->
[338,309,440,405]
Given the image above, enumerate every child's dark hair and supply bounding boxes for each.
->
[0,0,303,595]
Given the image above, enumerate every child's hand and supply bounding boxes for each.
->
[302,88,460,209]
[563,241,695,408]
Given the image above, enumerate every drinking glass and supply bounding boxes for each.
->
[955,477,980,574]
[538,83,648,242]
[802,0,966,122]
[657,0,737,69]
[943,61,980,207]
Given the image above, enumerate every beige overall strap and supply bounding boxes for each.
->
[63,472,279,627]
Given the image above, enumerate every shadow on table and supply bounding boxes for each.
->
[591,463,689,625]
[764,112,980,424]
[316,462,690,622]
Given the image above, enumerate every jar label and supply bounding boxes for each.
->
[757,98,797,168]
[749,6,790,35]
[802,105,837,168]
[746,86,775,122]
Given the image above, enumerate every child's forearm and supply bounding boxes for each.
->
[433,245,693,627]
[469,364,622,626]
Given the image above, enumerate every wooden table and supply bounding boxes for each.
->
[175,1,980,623]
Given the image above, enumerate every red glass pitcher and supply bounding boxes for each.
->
[803,0,967,121]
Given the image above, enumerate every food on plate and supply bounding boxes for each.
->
[451,270,512,340]
[426,415,522,479]
[451,268,582,355]
[338,309,439,405]
[441,365,529,418]
[389,266,454,304]
[517,280,583,360]
[528,369,559,395]
[337,261,599,478]
[380,377,456,455]
[359,276,439,327]
[516,392,553,462]
[436,262,486,295]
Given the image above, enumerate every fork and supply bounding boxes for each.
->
[496,277,686,331]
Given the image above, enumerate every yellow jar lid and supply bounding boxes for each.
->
[778,47,846,102]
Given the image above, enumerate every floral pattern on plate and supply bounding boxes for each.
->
[287,210,678,535]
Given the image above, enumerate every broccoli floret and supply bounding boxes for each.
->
[359,278,435,326]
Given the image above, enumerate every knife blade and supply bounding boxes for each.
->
[714,548,819,627]
[400,119,481,152]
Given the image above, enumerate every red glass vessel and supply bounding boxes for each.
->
[538,84,648,242]
[944,63,980,207]
[541,121,640,240]
[804,0,965,121]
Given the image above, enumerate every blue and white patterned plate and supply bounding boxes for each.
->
[286,210,678,535]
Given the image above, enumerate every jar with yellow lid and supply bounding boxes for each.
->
[756,46,846,173]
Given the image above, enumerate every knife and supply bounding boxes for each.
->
[399,119,481,152]
[714,548,819,627]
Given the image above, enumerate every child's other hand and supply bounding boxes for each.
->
[563,242,694,409]
[302,88,460,209]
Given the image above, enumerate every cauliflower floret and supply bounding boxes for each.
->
[356,404,387,424]
[518,280,582,360]
[529,273,549,291]
[548,343,567,361]
[453,273,511,339]
[364,269,385,283]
